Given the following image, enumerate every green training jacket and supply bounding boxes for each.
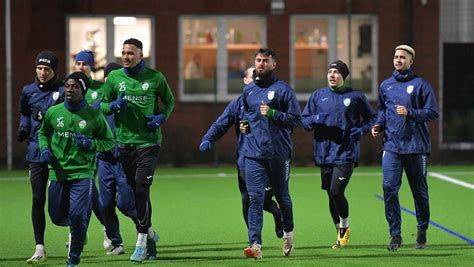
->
[38,103,114,181]
[84,78,104,105]
[101,67,175,147]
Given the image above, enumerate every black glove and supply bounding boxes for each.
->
[32,108,44,121]
[16,129,29,142]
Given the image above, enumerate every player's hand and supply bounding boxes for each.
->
[75,134,93,150]
[109,93,127,113]
[396,105,408,116]
[239,120,249,134]
[311,113,329,125]
[371,124,381,138]
[199,140,211,151]
[349,127,363,141]
[16,129,29,142]
[260,101,269,116]
[40,148,53,164]
[145,114,166,132]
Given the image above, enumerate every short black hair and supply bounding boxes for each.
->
[123,38,143,50]
[255,48,277,60]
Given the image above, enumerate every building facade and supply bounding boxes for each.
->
[1,0,472,168]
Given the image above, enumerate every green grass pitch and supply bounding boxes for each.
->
[0,165,473,266]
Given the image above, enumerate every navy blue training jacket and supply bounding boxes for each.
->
[201,96,246,169]
[242,79,301,159]
[375,69,439,154]
[302,86,375,166]
[18,80,64,162]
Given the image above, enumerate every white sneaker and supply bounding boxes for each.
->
[282,231,294,256]
[103,228,112,249]
[243,243,262,259]
[26,251,47,264]
[106,245,125,256]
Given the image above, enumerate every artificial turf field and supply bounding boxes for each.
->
[0,165,473,266]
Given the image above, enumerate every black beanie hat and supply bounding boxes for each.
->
[36,51,58,74]
[328,60,350,80]
[66,72,90,95]
[104,62,122,78]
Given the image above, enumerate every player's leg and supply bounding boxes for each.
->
[26,163,49,264]
[267,158,294,256]
[262,186,283,239]
[320,165,341,247]
[67,178,93,266]
[98,159,124,254]
[237,167,250,227]
[329,163,354,248]
[321,165,340,226]
[130,145,160,262]
[48,181,70,227]
[243,157,266,259]
[91,179,105,226]
[116,162,138,222]
[382,151,404,251]
[403,154,429,249]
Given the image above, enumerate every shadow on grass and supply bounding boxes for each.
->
[296,243,474,251]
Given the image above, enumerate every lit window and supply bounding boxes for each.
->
[180,16,266,102]
[291,15,378,100]
[67,16,153,80]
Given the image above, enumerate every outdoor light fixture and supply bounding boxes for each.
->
[271,0,285,15]
[113,16,137,25]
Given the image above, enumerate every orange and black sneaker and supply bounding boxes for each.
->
[244,243,262,259]
[332,227,350,249]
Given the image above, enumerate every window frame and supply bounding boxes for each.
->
[65,15,156,76]
[290,14,379,101]
[178,15,266,103]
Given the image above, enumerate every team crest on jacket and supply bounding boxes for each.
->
[78,120,87,129]
[267,91,275,101]
[407,85,414,94]
[91,91,98,100]
[52,92,59,101]
[343,98,351,107]
[142,82,149,91]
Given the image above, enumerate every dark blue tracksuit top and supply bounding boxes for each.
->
[302,86,375,166]
[375,69,439,154]
[18,80,64,162]
[242,79,301,159]
[201,96,246,170]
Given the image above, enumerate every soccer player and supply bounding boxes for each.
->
[17,51,63,264]
[73,49,111,249]
[241,48,301,259]
[38,72,114,267]
[199,67,283,238]
[371,45,439,251]
[101,38,175,262]
[301,60,375,249]
[95,61,145,256]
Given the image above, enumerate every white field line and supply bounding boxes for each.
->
[429,172,474,190]
[1,171,473,185]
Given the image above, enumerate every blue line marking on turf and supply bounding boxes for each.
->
[374,194,474,245]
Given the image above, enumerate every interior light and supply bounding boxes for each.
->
[113,17,137,25]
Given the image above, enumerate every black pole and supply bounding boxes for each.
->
[212,66,219,165]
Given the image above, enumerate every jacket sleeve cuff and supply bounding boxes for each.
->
[266,108,276,119]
